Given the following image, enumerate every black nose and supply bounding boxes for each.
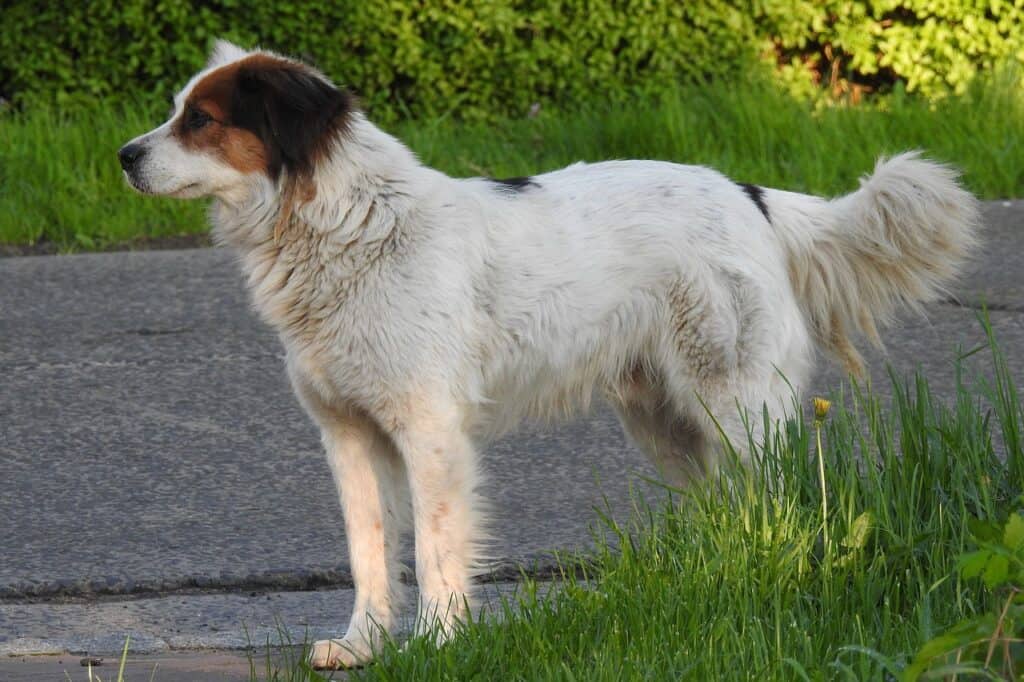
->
[118,143,146,171]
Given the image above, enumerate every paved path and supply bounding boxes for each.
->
[1,201,1021,657]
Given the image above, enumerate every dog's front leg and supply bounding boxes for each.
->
[388,400,481,644]
[308,415,410,669]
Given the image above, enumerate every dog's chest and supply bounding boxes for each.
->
[277,278,444,411]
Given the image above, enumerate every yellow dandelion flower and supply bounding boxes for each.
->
[813,397,832,422]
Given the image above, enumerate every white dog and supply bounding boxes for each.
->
[119,41,980,667]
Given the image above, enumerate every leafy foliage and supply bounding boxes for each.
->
[760,0,1024,100]
[906,510,1024,680]
[1,1,1021,121]
[0,0,763,122]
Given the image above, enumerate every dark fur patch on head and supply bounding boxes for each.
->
[232,56,353,181]
[737,182,770,223]
[181,54,354,181]
[489,176,539,194]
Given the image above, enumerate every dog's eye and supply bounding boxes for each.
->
[185,107,213,131]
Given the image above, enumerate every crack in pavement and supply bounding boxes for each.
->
[0,558,570,604]
[0,581,563,659]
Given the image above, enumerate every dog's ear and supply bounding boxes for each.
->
[232,60,353,182]
[207,39,248,69]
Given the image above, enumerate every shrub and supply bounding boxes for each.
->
[1,1,1021,120]
[0,1,763,121]
[759,0,1024,100]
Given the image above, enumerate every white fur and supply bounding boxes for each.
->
[122,43,981,668]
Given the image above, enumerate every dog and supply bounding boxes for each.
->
[119,40,980,668]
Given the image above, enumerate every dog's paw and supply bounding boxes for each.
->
[308,638,373,670]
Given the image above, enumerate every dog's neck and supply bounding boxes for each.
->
[209,114,430,340]
[211,113,425,252]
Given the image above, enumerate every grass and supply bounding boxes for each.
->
[307,317,1019,681]
[1,71,1022,250]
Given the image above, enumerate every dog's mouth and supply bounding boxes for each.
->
[123,170,151,195]
[123,173,201,198]
[170,182,201,197]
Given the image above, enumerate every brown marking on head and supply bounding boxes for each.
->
[176,52,355,241]
[176,54,352,177]
[174,56,268,174]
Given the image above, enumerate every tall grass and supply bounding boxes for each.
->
[1,71,1021,250]
[0,105,209,249]
[344,318,1022,680]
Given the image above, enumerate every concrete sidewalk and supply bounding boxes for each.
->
[0,651,261,682]
[0,582,537,680]
[1,201,1021,659]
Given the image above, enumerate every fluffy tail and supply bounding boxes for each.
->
[765,152,982,375]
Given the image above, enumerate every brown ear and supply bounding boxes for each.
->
[231,59,353,183]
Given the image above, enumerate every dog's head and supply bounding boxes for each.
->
[118,41,353,202]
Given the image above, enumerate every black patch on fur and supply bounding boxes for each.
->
[232,61,353,181]
[737,182,770,222]
[489,176,539,194]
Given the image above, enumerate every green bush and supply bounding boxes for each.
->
[340,0,760,120]
[759,0,1024,99]
[1,1,1021,121]
[0,1,763,121]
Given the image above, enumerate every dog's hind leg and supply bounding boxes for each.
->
[615,365,794,494]
[611,367,712,488]
[653,273,797,476]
